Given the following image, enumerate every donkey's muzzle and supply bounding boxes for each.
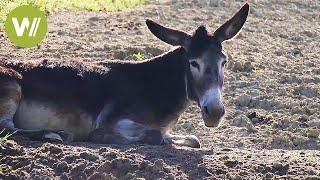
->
[201,104,225,127]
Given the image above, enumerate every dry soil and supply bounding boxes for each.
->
[0,0,319,179]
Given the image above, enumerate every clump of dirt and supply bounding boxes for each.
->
[1,0,320,179]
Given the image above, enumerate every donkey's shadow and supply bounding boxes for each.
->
[117,144,214,177]
[10,137,214,178]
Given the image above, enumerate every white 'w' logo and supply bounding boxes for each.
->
[11,17,41,37]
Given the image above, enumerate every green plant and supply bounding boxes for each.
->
[0,131,10,145]
[0,0,147,24]
[133,52,144,61]
[0,130,11,175]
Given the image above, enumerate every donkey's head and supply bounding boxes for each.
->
[146,4,249,127]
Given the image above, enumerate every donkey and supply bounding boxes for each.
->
[0,3,249,148]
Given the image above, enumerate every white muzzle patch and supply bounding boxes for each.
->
[200,87,222,109]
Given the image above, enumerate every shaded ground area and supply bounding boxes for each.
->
[1,0,320,179]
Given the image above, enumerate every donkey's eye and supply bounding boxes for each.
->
[190,61,200,70]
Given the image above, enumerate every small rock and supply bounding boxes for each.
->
[306,175,320,180]
[246,123,258,133]
[292,135,309,146]
[272,134,292,146]
[236,94,252,107]
[60,173,69,180]
[298,87,318,98]
[230,61,255,72]
[251,118,260,124]
[88,172,116,180]
[97,161,112,172]
[313,75,320,83]
[307,129,320,138]
[42,143,62,155]
[80,152,99,161]
[265,172,274,179]
[56,161,69,173]
[209,0,222,6]
[307,120,320,128]
[303,30,317,38]
[224,160,239,168]
[57,31,68,36]
[292,48,303,57]
[99,147,107,154]
[272,163,289,175]
[101,151,118,160]
[153,159,164,172]
[71,163,87,174]
[228,174,242,180]
[232,115,251,127]
[111,157,133,175]
[89,17,100,21]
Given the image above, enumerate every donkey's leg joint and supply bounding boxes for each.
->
[90,119,164,145]
[139,129,163,145]
[0,79,21,135]
[114,119,163,145]
[0,118,15,129]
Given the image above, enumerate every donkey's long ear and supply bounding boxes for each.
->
[146,19,191,48]
[214,3,249,42]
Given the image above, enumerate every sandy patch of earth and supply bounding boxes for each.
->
[0,0,319,179]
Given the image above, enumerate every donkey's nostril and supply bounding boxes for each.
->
[203,104,225,118]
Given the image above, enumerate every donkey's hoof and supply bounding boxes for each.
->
[185,135,201,148]
[42,130,69,143]
[55,130,69,141]
[43,132,63,143]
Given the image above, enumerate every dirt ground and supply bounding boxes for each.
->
[1,0,320,179]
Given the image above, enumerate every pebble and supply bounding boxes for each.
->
[232,115,251,127]
[292,135,309,146]
[307,120,320,128]
[230,61,255,72]
[88,172,117,180]
[56,161,69,173]
[298,86,318,98]
[153,159,165,172]
[80,152,99,161]
[209,0,222,7]
[307,129,320,139]
[236,94,252,107]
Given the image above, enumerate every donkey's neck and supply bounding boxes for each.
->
[124,47,191,129]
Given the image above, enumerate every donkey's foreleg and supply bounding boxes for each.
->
[0,79,68,142]
[90,119,163,145]
[163,133,201,148]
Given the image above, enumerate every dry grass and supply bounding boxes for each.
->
[0,0,147,23]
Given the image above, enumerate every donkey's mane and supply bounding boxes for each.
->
[0,57,109,76]
[95,47,185,66]
[188,26,212,57]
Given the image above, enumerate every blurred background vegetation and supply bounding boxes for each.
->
[0,0,147,23]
